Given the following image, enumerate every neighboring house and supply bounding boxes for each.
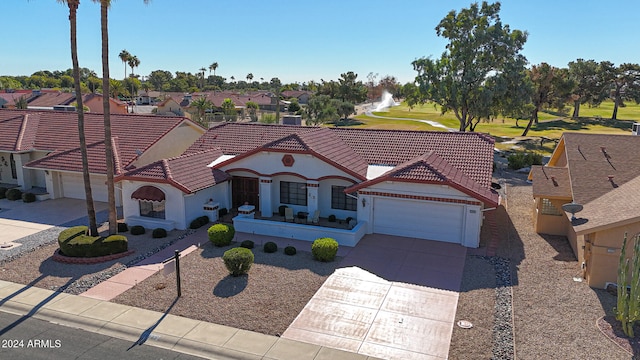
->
[529,132,640,288]
[156,97,187,117]
[0,92,32,109]
[27,90,76,108]
[0,109,205,206]
[117,123,498,247]
[282,90,313,104]
[83,93,128,114]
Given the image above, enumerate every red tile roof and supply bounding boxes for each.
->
[27,91,76,107]
[0,109,201,174]
[346,152,499,206]
[214,128,369,180]
[116,148,230,193]
[185,123,495,188]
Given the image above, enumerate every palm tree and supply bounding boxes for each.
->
[246,73,253,83]
[199,67,207,89]
[118,49,130,79]
[127,55,140,77]
[209,62,218,76]
[58,0,99,236]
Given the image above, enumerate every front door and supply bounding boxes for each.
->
[232,177,259,210]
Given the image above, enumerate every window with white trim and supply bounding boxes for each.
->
[280,181,307,206]
[541,198,562,216]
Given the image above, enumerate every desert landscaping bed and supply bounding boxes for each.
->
[112,241,340,336]
[0,225,191,295]
[450,173,630,359]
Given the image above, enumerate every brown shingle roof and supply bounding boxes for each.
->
[530,165,572,199]
[116,148,230,193]
[562,133,640,205]
[27,91,76,107]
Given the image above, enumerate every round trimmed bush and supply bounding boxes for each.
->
[208,223,235,247]
[152,228,167,238]
[57,226,128,257]
[22,192,36,203]
[130,225,146,235]
[327,214,336,222]
[5,188,22,201]
[190,215,210,229]
[284,246,297,256]
[240,240,254,249]
[0,187,7,199]
[117,222,129,233]
[312,237,339,262]
[222,247,254,276]
[263,241,278,253]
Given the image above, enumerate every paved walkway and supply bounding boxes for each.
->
[284,234,466,360]
[0,280,377,360]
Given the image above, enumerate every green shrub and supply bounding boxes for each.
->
[117,222,129,232]
[152,228,167,238]
[263,241,278,253]
[208,223,235,247]
[57,226,128,257]
[312,237,339,262]
[284,246,297,256]
[190,215,210,229]
[22,192,36,203]
[328,214,336,222]
[278,205,288,216]
[0,187,7,199]
[130,225,146,235]
[240,240,254,249]
[5,188,22,201]
[507,151,543,170]
[222,247,254,276]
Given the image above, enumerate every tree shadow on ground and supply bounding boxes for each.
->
[330,118,364,127]
[213,275,248,297]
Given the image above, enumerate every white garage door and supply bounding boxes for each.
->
[61,173,108,202]
[373,197,464,243]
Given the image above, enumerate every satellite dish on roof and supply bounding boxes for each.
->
[562,202,584,222]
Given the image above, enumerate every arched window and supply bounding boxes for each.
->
[131,185,166,219]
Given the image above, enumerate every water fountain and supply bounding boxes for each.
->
[372,90,400,112]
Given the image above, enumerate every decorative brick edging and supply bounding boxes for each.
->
[52,249,135,264]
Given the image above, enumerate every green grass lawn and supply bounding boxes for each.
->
[353,101,637,139]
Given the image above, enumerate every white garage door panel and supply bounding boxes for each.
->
[373,197,463,243]
[61,174,108,202]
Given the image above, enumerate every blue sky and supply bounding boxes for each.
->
[2,0,639,84]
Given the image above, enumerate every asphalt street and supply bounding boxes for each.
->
[0,311,205,360]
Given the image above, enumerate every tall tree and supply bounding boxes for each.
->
[127,55,140,77]
[600,62,640,119]
[271,77,282,121]
[118,49,130,79]
[209,62,218,76]
[411,1,528,131]
[59,0,99,236]
[567,59,600,118]
[337,71,367,104]
[246,73,254,83]
[199,67,207,89]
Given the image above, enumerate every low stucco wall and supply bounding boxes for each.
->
[232,216,367,247]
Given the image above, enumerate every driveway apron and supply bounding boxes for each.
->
[283,234,466,360]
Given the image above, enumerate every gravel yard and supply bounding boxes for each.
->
[112,242,340,336]
[450,171,629,359]
[0,226,190,295]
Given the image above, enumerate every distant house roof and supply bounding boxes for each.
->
[0,109,202,175]
[0,93,29,107]
[27,91,76,107]
[529,166,571,199]
[116,148,230,193]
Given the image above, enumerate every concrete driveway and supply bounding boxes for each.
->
[283,234,466,360]
[0,198,107,245]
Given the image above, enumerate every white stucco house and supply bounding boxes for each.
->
[0,109,205,205]
[116,123,499,248]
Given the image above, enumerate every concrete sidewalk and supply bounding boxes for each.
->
[0,280,380,360]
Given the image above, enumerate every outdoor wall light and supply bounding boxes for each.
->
[361,198,366,207]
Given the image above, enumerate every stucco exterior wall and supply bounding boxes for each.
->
[534,198,571,236]
[586,223,640,288]
[317,178,358,221]
[184,183,229,226]
[121,181,184,230]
